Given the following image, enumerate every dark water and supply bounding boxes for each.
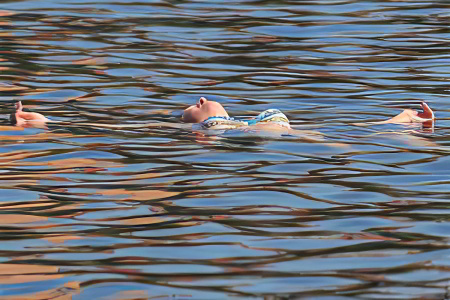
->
[0,0,449,299]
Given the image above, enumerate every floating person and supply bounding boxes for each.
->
[10,98,435,132]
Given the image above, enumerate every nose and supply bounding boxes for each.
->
[196,97,208,108]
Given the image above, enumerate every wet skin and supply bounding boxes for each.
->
[353,102,435,128]
[11,101,49,128]
[181,97,229,123]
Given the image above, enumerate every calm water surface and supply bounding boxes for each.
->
[0,0,449,299]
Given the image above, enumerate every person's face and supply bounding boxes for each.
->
[182,97,229,123]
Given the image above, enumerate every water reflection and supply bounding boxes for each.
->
[0,0,449,299]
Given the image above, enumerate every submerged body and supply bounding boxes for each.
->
[10,98,436,133]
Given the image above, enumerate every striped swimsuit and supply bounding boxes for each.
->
[197,109,290,130]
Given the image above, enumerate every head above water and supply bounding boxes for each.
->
[182,97,229,123]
